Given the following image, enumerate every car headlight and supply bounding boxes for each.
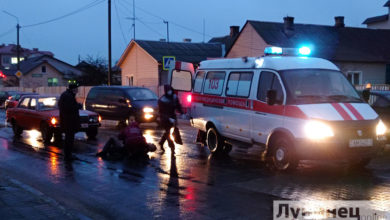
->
[304,121,334,140]
[376,120,387,136]
[143,107,154,113]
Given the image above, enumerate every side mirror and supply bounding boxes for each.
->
[266,90,277,106]
[362,89,370,103]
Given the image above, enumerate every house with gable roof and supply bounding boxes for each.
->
[117,40,223,95]
[226,17,390,85]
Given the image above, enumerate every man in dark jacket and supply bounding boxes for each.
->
[58,82,81,161]
[158,85,183,154]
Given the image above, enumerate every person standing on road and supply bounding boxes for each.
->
[58,82,81,161]
[158,85,183,154]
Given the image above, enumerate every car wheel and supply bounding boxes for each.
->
[12,121,23,136]
[206,127,224,153]
[268,136,298,172]
[40,122,53,143]
[86,127,98,139]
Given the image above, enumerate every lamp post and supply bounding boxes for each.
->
[3,10,20,71]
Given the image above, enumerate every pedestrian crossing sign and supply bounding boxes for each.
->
[163,56,175,70]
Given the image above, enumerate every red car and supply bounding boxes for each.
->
[6,95,101,143]
[5,92,37,109]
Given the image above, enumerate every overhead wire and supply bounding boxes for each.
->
[114,0,128,45]
[136,19,165,38]
[22,0,105,28]
[120,0,212,39]
[0,26,15,38]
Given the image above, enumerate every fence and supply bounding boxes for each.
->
[0,86,93,103]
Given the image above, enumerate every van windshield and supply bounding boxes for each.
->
[126,88,158,101]
[280,69,363,104]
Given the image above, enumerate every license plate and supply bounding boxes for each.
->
[349,138,373,147]
[81,123,89,128]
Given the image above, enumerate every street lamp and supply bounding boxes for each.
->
[163,20,169,42]
[3,10,21,71]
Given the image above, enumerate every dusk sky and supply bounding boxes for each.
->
[0,0,387,65]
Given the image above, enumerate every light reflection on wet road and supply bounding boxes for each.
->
[0,111,390,219]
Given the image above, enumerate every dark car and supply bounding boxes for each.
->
[84,86,158,123]
[0,91,18,108]
[367,91,390,142]
[5,92,37,109]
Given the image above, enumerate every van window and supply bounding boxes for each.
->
[204,71,226,95]
[258,71,284,103]
[226,72,253,97]
[126,88,157,101]
[193,71,205,93]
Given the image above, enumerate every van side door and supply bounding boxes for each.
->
[251,71,286,145]
[222,71,254,142]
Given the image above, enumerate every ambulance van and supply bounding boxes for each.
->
[169,47,386,171]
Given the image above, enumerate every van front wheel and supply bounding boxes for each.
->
[206,127,224,153]
[268,136,298,172]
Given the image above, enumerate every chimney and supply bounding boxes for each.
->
[283,16,295,30]
[230,26,239,38]
[334,16,345,28]
[183,38,192,43]
[160,39,166,42]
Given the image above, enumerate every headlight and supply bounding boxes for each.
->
[376,120,387,136]
[304,121,334,140]
[143,107,154,113]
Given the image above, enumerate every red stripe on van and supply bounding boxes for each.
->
[192,93,308,119]
[343,103,364,120]
[331,103,352,120]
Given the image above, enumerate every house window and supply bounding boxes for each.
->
[11,57,24,64]
[347,72,362,85]
[48,78,58,86]
[128,76,134,86]
[2,56,10,65]
[42,65,46,73]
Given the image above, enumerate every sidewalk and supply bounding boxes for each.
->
[0,175,77,220]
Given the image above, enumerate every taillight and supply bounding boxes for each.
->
[8,96,12,100]
[98,115,102,122]
[186,94,192,103]
[50,117,58,125]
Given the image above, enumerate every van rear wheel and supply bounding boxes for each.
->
[268,136,298,172]
[206,127,224,153]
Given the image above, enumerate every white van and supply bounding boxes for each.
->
[169,47,386,171]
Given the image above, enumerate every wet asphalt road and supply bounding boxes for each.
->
[1,109,390,219]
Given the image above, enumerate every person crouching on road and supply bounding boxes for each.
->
[58,82,81,161]
[96,116,156,160]
[158,85,183,154]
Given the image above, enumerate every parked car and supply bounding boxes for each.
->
[6,95,101,143]
[0,91,18,108]
[367,91,390,142]
[5,92,37,109]
[84,86,158,123]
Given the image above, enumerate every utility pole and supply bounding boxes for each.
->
[203,19,205,43]
[108,0,112,85]
[3,11,20,71]
[163,20,169,42]
[16,24,20,71]
[133,0,135,40]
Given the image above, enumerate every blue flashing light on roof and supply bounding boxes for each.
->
[298,46,311,56]
[264,47,283,55]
